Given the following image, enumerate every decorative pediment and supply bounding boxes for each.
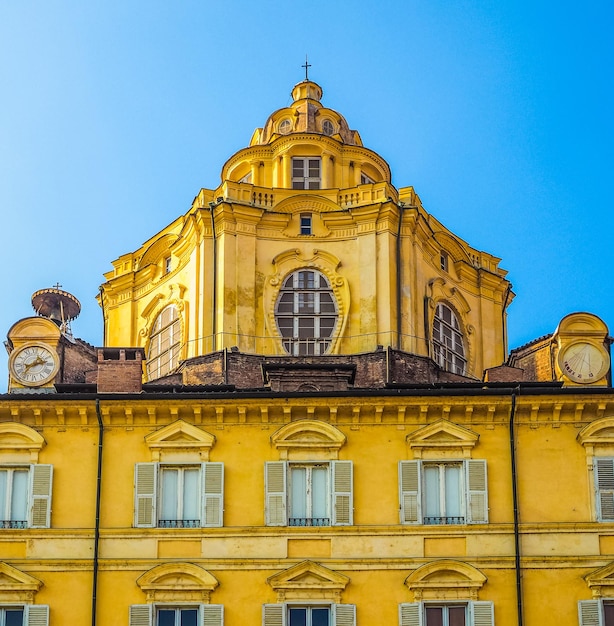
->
[267,560,349,602]
[406,420,478,459]
[0,562,43,603]
[138,234,180,268]
[578,417,614,451]
[427,278,471,316]
[145,419,216,461]
[271,420,346,460]
[584,562,614,598]
[0,422,46,462]
[405,560,486,601]
[137,563,218,603]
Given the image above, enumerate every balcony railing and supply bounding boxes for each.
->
[424,516,465,525]
[158,519,200,528]
[289,517,330,527]
[0,520,27,529]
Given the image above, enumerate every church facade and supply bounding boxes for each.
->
[0,78,612,626]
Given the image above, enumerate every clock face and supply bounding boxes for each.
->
[10,344,59,387]
[558,341,609,384]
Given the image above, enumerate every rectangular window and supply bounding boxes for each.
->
[399,460,488,525]
[292,158,321,189]
[425,605,466,626]
[265,461,353,526]
[0,608,24,626]
[0,469,28,529]
[157,607,198,626]
[159,466,200,528]
[300,213,313,235]
[289,465,329,526]
[289,606,330,626]
[134,463,224,528]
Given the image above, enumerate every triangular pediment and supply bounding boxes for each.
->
[407,420,478,458]
[145,420,215,461]
[268,561,349,592]
[585,562,614,596]
[0,562,43,598]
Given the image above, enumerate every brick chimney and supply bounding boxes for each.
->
[96,348,145,393]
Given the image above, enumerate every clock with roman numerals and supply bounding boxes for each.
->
[9,343,59,387]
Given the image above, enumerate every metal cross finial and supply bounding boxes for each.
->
[302,55,311,80]
[53,283,62,290]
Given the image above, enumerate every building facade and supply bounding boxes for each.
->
[1,79,612,626]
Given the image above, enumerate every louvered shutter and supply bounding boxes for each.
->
[262,603,285,626]
[333,603,356,626]
[399,461,421,524]
[202,604,224,626]
[331,461,353,525]
[595,459,614,521]
[466,460,488,524]
[202,462,224,527]
[265,462,287,525]
[29,464,53,528]
[399,602,422,626]
[25,605,49,626]
[470,601,494,626]
[134,463,157,527]
[578,600,602,626]
[129,604,153,626]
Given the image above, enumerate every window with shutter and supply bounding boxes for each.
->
[129,605,223,626]
[25,605,49,626]
[134,463,224,528]
[0,465,53,530]
[399,461,487,525]
[595,459,614,521]
[265,461,353,526]
[399,602,493,626]
[262,604,356,626]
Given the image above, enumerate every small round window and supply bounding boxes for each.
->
[279,119,292,134]
[322,120,334,136]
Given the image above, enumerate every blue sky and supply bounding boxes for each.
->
[1,1,612,387]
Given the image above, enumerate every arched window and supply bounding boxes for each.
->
[433,303,466,375]
[147,305,181,379]
[275,270,338,355]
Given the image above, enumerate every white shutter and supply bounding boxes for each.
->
[202,604,224,626]
[202,462,224,527]
[333,603,356,626]
[265,462,287,526]
[399,461,421,524]
[25,605,49,626]
[263,603,285,626]
[134,463,157,527]
[29,464,53,528]
[129,604,153,626]
[399,602,422,626]
[332,461,353,525]
[579,600,602,626]
[595,459,614,521]
[470,601,494,626]
[466,460,488,524]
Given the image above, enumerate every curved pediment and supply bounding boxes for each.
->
[138,234,180,269]
[0,422,46,462]
[137,563,218,603]
[271,420,346,460]
[578,417,614,448]
[274,195,343,215]
[405,560,486,601]
[407,419,478,459]
[145,419,216,461]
